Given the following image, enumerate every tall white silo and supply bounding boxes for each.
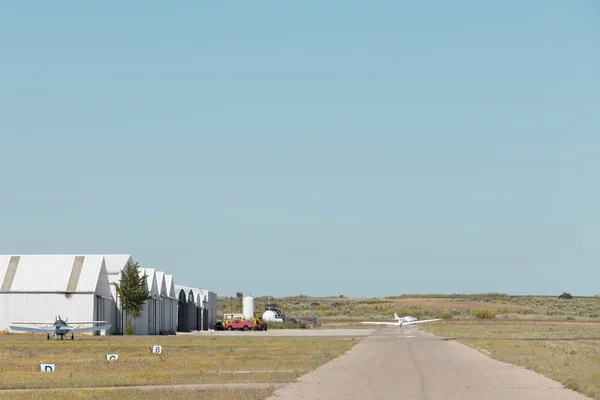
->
[243,296,255,320]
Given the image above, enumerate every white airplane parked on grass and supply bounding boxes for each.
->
[361,313,443,327]
[9,316,112,340]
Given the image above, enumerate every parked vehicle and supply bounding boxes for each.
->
[213,316,267,331]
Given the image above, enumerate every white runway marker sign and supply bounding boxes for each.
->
[107,354,119,361]
[151,345,162,354]
[40,364,55,372]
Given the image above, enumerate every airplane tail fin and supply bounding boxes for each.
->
[394,313,400,320]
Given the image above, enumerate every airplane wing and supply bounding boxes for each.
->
[67,324,112,333]
[401,318,443,325]
[360,318,444,326]
[9,325,56,333]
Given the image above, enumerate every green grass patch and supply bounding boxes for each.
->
[266,322,308,329]
[474,309,496,319]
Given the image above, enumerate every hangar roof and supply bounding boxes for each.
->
[164,274,177,299]
[103,254,134,274]
[0,254,111,297]
[155,270,168,298]
[175,284,202,304]
[139,267,160,299]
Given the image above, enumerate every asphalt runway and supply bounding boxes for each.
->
[267,326,593,400]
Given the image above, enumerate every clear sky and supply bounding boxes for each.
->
[1,1,599,298]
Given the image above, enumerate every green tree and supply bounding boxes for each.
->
[114,262,151,335]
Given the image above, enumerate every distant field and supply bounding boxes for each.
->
[218,294,600,325]
[0,334,356,399]
[421,321,600,400]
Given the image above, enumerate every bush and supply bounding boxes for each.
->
[558,292,573,299]
[474,309,496,319]
[267,321,307,329]
[436,312,452,320]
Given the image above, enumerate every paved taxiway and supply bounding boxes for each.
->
[182,328,376,337]
[267,326,593,400]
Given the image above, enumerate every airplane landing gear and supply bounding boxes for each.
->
[47,334,50,340]
[71,334,74,340]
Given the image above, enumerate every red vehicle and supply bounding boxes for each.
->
[224,319,253,331]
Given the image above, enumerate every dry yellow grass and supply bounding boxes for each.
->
[381,297,533,311]
[421,321,600,399]
[0,334,355,391]
[0,387,274,400]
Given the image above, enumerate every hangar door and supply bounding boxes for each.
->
[94,295,113,335]
[202,308,209,330]
[177,290,190,332]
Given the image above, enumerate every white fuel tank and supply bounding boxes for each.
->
[262,310,284,323]
[243,296,254,320]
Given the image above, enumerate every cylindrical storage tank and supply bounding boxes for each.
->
[243,296,254,320]
[262,310,280,322]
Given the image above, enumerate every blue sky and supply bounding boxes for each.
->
[1,1,599,297]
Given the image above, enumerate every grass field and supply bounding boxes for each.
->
[420,321,600,399]
[3,294,599,399]
[0,334,356,399]
[2,388,274,400]
[219,293,600,324]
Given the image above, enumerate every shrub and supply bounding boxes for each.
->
[558,292,573,299]
[436,312,452,320]
[474,309,496,319]
[267,321,307,329]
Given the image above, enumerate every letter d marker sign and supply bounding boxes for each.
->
[40,364,55,372]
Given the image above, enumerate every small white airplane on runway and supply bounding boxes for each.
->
[361,313,443,327]
[9,316,112,340]
[394,313,418,323]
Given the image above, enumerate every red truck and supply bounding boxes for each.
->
[213,317,268,331]
[223,318,254,331]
